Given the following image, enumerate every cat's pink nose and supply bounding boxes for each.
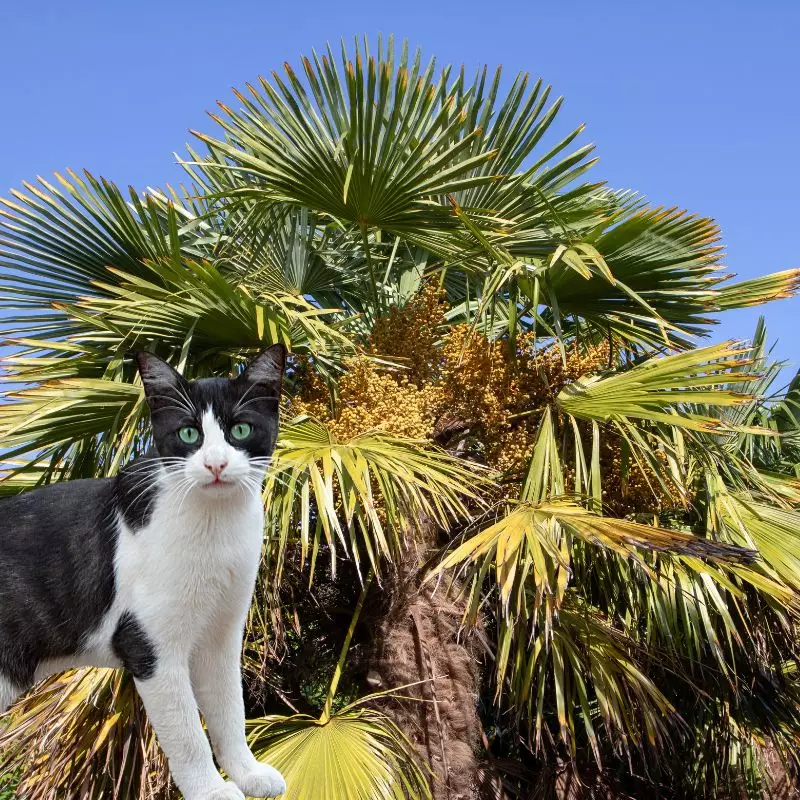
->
[205,461,228,479]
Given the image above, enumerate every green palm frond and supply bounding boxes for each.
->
[247,563,430,800]
[221,207,360,302]
[714,268,800,311]
[76,258,349,360]
[775,368,800,435]
[504,596,675,762]
[247,705,431,800]
[557,341,760,432]
[538,205,725,349]
[451,66,595,209]
[443,65,600,260]
[0,379,143,466]
[4,255,349,370]
[440,198,741,351]
[264,417,490,581]
[680,707,767,799]
[709,479,800,592]
[0,171,207,310]
[436,499,753,625]
[188,37,497,246]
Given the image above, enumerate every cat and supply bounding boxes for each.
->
[0,346,288,800]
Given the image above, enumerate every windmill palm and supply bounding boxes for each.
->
[1,36,799,800]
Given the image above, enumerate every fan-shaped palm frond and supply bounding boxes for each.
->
[0,379,143,466]
[247,706,431,800]
[714,268,800,311]
[0,171,208,311]
[188,37,497,247]
[247,564,431,800]
[437,500,753,613]
[263,416,491,581]
[557,341,760,432]
[221,207,358,300]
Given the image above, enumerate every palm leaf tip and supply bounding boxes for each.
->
[714,268,800,311]
[657,534,757,564]
[551,505,759,564]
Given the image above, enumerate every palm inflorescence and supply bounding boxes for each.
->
[1,36,799,800]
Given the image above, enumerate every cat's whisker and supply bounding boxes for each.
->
[263,470,290,486]
[123,461,161,474]
[151,406,195,418]
[262,473,292,492]
[122,458,184,480]
[124,479,158,501]
[247,468,274,480]
[172,383,197,417]
[232,396,276,414]
[122,472,157,491]
[239,477,264,498]
[123,467,163,493]
[138,492,160,525]
[126,476,163,513]
[247,461,275,474]
[145,394,195,417]
[232,379,266,414]
[124,461,183,494]
[172,478,198,517]
[161,463,187,476]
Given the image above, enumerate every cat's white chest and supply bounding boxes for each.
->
[115,494,265,653]
[35,495,265,679]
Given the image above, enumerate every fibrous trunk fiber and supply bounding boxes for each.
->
[368,539,483,800]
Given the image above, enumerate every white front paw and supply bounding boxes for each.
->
[236,762,287,798]
[200,783,246,800]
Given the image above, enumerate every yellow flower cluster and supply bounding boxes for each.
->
[296,356,441,442]
[292,287,677,516]
[292,284,446,441]
[368,282,446,386]
[435,326,611,472]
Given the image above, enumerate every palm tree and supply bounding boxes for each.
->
[1,36,799,799]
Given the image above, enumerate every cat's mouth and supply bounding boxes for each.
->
[201,478,235,490]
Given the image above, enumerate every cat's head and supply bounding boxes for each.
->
[135,346,285,495]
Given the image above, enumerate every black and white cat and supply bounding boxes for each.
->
[0,347,288,800]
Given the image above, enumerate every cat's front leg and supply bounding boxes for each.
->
[192,627,286,799]
[134,663,245,800]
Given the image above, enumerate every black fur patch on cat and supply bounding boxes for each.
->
[116,455,162,531]
[0,478,119,686]
[0,464,175,686]
[112,612,157,680]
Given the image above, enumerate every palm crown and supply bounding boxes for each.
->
[1,36,799,800]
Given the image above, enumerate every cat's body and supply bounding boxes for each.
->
[0,348,288,800]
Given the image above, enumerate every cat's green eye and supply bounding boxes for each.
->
[231,422,252,441]
[178,426,200,444]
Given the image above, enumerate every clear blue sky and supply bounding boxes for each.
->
[2,1,798,378]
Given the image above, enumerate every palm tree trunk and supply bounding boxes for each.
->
[761,741,800,799]
[366,522,483,800]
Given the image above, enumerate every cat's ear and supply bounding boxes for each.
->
[239,344,286,394]
[134,352,188,400]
